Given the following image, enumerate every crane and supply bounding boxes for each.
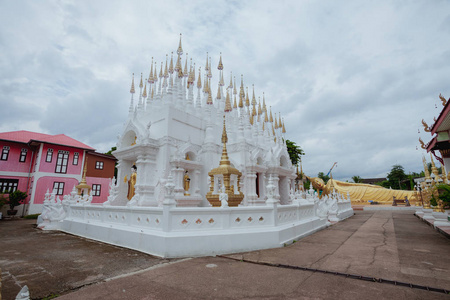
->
[326,162,338,177]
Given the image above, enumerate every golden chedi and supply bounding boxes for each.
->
[206,117,244,207]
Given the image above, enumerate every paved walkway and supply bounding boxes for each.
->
[1,211,449,299]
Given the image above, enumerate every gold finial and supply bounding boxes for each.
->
[229,72,233,89]
[274,113,278,128]
[218,52,223,70]
[269,106,273,123]
[258,97,262,115]
[423,155,431,179]
[439,93,447,106]
[239,75,245,103]
[422,119,430,132]
[208,57,212,78]
[264,109,268,122]
[151,86,154,99]
[419,137,426,149]
[205,52,209,71]
[149,58,154,83]
[252,85,256,106]
[169,52,174,74]
[177,33,183,55]
[282,119,286,133]
[178,65,183,78]
[175,54,181,72]
[159,62,163,78]
[263,93,267,112]
[238,93,244,108]
[164,55,169,78]
[139,73,143,88]
[130,73,135,94]
[249,113,254,125]
[252,103,257,117]
[184,53,188,78]
[216,83,222,100]
[197,67,202,89]
[233,94,237,109]
[220,116,230,166]
[430,153,442,181]
[245,86,250,107]
[233,76,237,95]
[278,113,282,128]
[207,88,213,105]
[225,89,232,112]
[262,122,265,131]
[142,81,147,98]
[154,62,158,82]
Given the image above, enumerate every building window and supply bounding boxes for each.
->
[19,148,28,162]
[53,182,65,195]
[95,161,104,170]
[92,184,101,196]
[73,152,79,165]
[46,148,53,162]
[0,179,19,193]
[55,150,69,173]
[1,146,10,161]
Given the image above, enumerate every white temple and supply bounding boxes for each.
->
[37,36,354,258]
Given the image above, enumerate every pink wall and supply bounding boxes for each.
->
[0,141,33,173]
[33,176,79,204]
[39,144,84,175]
[86,177,111,203]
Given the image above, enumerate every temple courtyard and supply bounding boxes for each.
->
[1,210,449,299]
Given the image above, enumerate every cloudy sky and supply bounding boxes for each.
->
[1,0,449,181]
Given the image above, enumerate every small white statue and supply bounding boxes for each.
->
[220,185,228,208]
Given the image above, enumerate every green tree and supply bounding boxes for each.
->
[318,172,330,184]
[387,165,408,190]
[285,140,304,166]
[352,175,362,183]
[105,146,117,156]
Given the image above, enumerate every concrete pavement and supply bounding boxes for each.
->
[1,211,449,299]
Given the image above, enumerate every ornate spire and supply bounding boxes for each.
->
[207,83,213,105]
[282,119,286,133]
[239,75,245,103]
[274,113,278,128]
[164,55,169,78]
[245,86,250,107]
[142,81,147,98]
[249,113,254,125]
[423,155,431,179]
[233,76,237,96]
[269,106,273,123]
[229,72,233,89]
[130,73,135,94]
[258,97,262,115]
[238,92,244,108]
[278,113,282,129]
[184,53,188,78]
[197,67,202,89]
[220,116,230,166]
[225,89,232,112]
[153,62,158,83]
[169,52,174,74]
[216,83,221,100]
[252,85,256,106]
[148,58,154,84]
[218,52,223,70]
[205,52,209,72]
[264,109,268,122]
[220,71,224,86]
[233,94,237,109]
[177,33,183,56]
[207,57,212,78]
[159,62,163,79]
[263,93,267,112]
[139,73,143,89]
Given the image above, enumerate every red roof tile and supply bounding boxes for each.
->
[0,130,95,150]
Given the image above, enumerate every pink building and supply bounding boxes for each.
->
[0,131,116,215]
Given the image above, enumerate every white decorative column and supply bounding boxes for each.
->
[172,166,185,197]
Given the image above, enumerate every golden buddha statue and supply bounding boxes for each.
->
[307,176,418,204]
[125,165,137,200]
[184,171,190,196]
